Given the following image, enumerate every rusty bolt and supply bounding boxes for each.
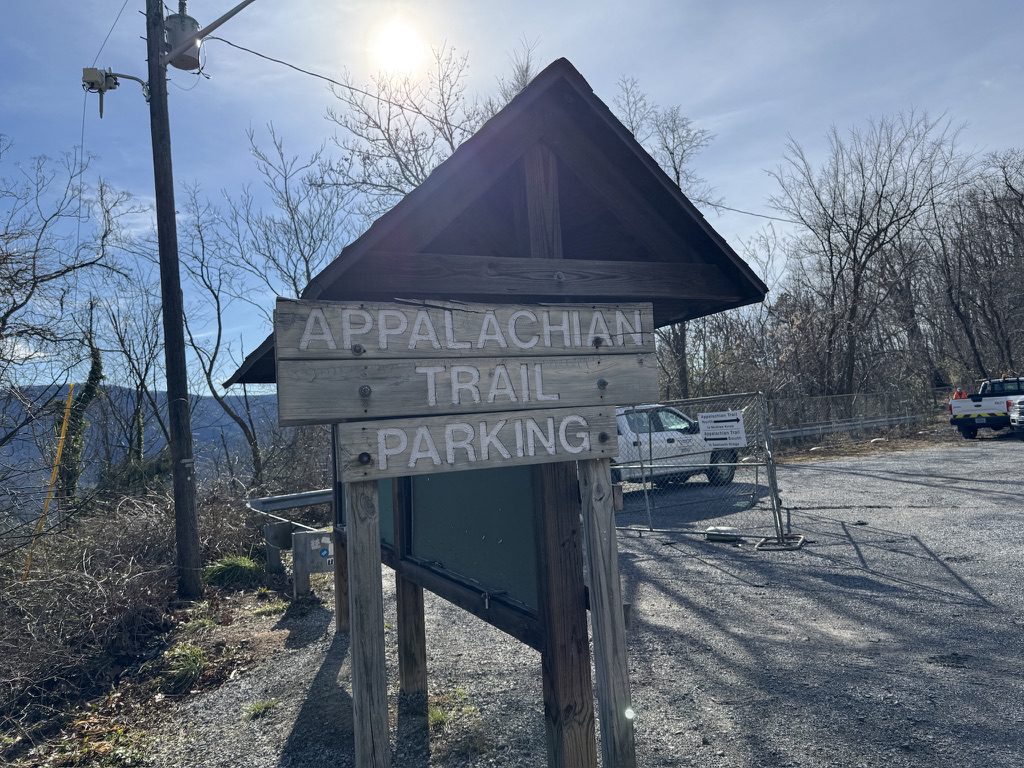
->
[358,385,372,398]
[358,452,372,465]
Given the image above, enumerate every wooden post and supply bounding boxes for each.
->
[394,478,428,698]
[145,0,202,600]
[526,140,598,767]
[332,429,350,632]
[345,479,390,767]
[579,458,636,767]
[535,461,597,767]
[525,143,562,260]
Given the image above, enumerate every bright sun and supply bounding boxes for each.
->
[369,17,427,75]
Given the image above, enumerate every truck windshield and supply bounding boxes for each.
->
[654,409,696,433]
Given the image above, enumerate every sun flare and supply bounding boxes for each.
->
[369,17,427,75]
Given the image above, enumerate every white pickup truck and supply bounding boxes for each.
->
[948,377,1024,439]
[611,404,737,485]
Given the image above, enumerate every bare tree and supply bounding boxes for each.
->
[0,139,105,451]
[221,128,358,320]
[769,112,967,396]
[325,45,485,221]
[612,78,717,397]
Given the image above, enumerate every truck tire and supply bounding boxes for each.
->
[707,451,737,485]
[960,427,978,440]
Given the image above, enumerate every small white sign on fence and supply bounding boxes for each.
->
[698,410,748,448]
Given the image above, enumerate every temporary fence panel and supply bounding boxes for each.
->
[612,392,786,544]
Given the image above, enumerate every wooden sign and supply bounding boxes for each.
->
[277,354,655,425]
[275,298,656,359]
[274,299,659,427]
[337,406,617,481]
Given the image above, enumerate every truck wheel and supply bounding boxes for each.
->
[960,427,978,440]
[707,451,736,486]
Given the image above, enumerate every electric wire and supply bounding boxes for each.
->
[206,35,794,226]
[206,35,453,114]
[699,202,799,225]
[92,0,132,67]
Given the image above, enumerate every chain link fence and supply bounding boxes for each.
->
[613,392,789,545]
[767,388,948,444]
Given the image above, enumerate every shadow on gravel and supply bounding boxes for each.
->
[275,600,333,649]
[277,633,354,768]
[615,489,1019,767]
[786,462,1024,502]
[617,480,773,531]
[273,623,430,767]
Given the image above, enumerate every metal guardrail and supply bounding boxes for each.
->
[246,488,333,531]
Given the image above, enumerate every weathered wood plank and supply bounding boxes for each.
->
[579,458,636,767]
[344,480,390,768]
[275,298,655,360]
[278,353,657,425]
[534,461,597,767]
[338,253,742,303]
[525,144,563,261]
[336,406,617,482]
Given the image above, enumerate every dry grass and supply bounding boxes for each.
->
[0,489,256,760]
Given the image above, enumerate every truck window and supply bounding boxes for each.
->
[653,409,696,434]
[624,411,652,435]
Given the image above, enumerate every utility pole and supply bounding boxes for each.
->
[146,0,202,599]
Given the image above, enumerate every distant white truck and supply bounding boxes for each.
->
[611,404,738,485]
[948,377,1024,439]
[1009,395,1024,434]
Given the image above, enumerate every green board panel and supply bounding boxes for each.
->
[410,466,538,611]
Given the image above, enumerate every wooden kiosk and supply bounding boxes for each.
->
[227,59,767,768]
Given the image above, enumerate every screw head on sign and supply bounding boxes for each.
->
[352,343,365,355]
[358,385,372,397]
[598,432,610,443]
[358,452,372,465]
[596,378,608,390]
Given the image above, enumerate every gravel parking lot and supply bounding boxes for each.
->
[145,434,1024,767]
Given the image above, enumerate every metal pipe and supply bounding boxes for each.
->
[247,488,333,514]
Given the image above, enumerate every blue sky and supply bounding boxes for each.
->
[3,0,1023,367]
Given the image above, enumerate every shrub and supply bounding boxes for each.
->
[0,488,253,757]
[203,555,262,590]
[159,643,207,694]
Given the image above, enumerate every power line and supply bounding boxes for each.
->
[695,200,799,225]
[206,36,430,113]
[208,36,798,226]
[92,0,132,67]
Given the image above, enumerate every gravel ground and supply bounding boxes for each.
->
[143,432,1024,767]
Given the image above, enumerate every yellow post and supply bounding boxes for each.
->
[22,384,76,580]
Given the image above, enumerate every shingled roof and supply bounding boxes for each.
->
[226,58,767,386]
